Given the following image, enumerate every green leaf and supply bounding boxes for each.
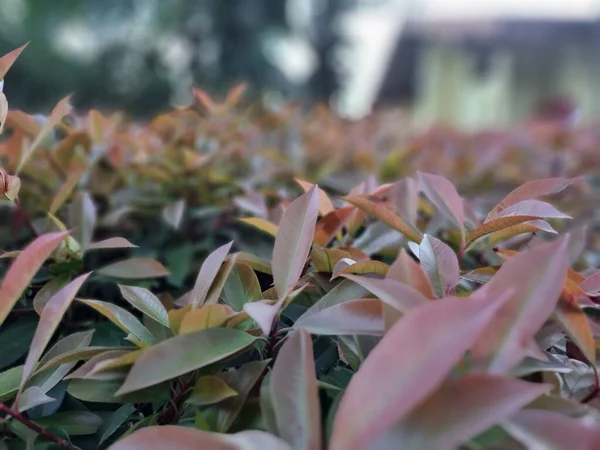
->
[0,365,23,401]
[77,299,155,347]
[0,317,36,370]
[118,285,170,328]
[98,258,170,279]
[98,404,136,446]
[222,263,262,311]
[187,376,238,406]
[32,276,70,315]
[36,411,102,436]
[67,378,169,404]
[115,328,258,395]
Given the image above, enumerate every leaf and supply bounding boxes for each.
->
[344,195,422,243]
[339,274,429,312]
[48,167,86,215]
[418,172,465,232]
[205,253,238,305]
[0,365,22,402]
[179,304,235,333]
[487,219,557,246]
[294,298,384,336]
[579,270,600,295]
[417,235,460,298]
[295,178,334,216]
[387,249,434,299]
[36,411,102,436]
[98,258,170,279]
[271,329,321,450]
[69,191,97,252]
[115,328,257,395]
[189,241,233,309]
[0,42,28,79]
[35,347,127,374]
[223,263,262,311]
[206,359,270,432]
[0,231,69,325]
[273,187,319,297]
[118,285,169,328]
[487,177,578,220]
[0,317,36,370]
[490,200,571,221]
[98,404,136,446]
[470,237,569,374]
[504,409,600,448]
[328,291,511,450]
[187,376,238,406]
[391,177,419,225]
[86,237,138,250]
[17,387,54,413]
[334,260,389,279]
[110,426,292,450]
[467,215,542,245]
[313,207,354,247]
[0,92,7,135]
[20,273,91,389]
[162,199,186,229]
[77,299,155,346]
[17,95,73,173]
[239,217,278,237]
[373,375,550,450]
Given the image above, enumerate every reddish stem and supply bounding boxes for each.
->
[0,402,71,448]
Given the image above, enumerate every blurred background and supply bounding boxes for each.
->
[3,0,600,131]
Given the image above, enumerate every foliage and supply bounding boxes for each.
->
[2,43,600,450]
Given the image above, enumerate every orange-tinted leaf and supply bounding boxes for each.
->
[0,231,69,325]
[329,292,510,450]
[179,304,235,333]
[239,217,278,237]
[467,215,540,245]
[271,329,322,450]
[187,376,237,406]
[344,195,422,243]
[313,206,354,247]
[335,260,389,278]
[20,273,91,389]
[488,219,557,246]
[487,177,578,220]
[98,258,169,279]
[168,305,191,334]
[0,42,28,79]
[418,172,465,231]
[272,187,319,297]
[376,375,550,450]
[295,178,334,216]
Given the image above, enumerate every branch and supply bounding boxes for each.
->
[0,402,72,448]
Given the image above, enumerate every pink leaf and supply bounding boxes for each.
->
[579,270,600,295]
[0,231,69,325]
[470,237,569,374]
[272,187,319,297]
[372,375,550,450]
[329,292,511,450]
[387,249,434,299]
[295,298,383,336]
[487,177,579,220]
[189,241,233,308]
[418,172,465,231]
[489,200,571,221]
[271,329,322,450]
[243,300,279,336]
[86,237,138,250]
[20,273,91,388]
[504,409,600,449]
[391,177,419,225]
[98,258,170,279]
[417,235,460,298]
[339,274,429,312]
[0,42,29,79]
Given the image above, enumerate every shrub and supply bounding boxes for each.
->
[1,43,600,450]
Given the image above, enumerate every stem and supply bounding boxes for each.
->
[14,198,38,238]
[0,402,71,448]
